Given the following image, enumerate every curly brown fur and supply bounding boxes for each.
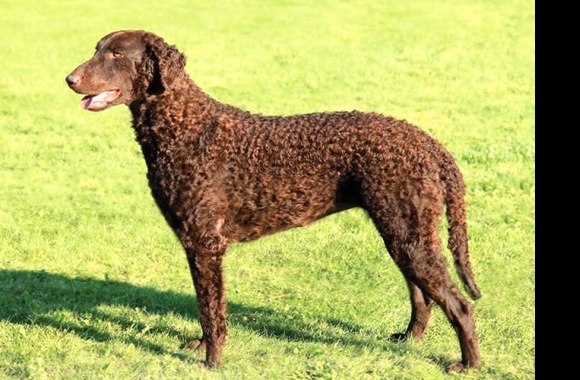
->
[66,30,481,371]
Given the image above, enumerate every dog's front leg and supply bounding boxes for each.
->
[185,248,227,367]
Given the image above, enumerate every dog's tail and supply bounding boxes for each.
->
[441,153,481,300]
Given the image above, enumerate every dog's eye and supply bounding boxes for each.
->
[112,51,124,58]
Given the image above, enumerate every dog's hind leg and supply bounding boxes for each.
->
[408,263,480,372]
[383,225,480,371]
[389,280,434,342]
[367,180,480,371]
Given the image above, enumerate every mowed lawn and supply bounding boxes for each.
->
[0,1,534,379]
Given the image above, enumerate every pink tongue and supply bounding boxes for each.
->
[80,91,110,110]
[81,96,93,110]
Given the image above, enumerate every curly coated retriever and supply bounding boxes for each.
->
[65,30,481,371]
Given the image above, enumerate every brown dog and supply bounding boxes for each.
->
[65,30,481,371]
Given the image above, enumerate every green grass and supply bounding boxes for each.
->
[0,0,534,379]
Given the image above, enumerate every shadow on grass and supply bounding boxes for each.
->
[0,269,454,369]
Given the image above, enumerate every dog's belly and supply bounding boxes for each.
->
[223,205,336,243]
[221,177,360,242]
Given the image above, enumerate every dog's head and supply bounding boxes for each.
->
[65,30,186,111]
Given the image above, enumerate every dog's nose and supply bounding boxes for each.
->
[66,74,80,87]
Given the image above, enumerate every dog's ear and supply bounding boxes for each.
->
[141,33,187,95]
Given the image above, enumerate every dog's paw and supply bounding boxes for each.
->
[446,359,480,372]
[185,338,206,352]
[447,362,473,372]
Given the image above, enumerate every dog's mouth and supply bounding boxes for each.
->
[81,90,121,111]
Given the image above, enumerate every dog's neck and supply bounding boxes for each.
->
[129,78,241,157]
